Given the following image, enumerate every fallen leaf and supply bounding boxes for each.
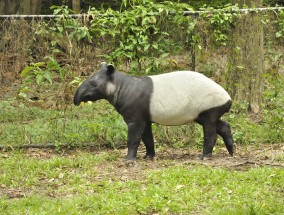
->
[58,173,64,179]
[175,185,185,190]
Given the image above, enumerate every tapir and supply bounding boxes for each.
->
[74,62,235,160]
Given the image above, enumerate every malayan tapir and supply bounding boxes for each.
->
[74,62,235,160]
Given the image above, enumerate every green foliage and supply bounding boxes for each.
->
[276,10,284,39]
[81,103,127,147]
[19,57,69,102]
[21,61,52,86]
[223,69,284,145]
[51,5,92,42]
[0,100,127,148]
[201,4,240,46]
[88,0,195,74]
[20,57,66,85]
[262,70,284,141]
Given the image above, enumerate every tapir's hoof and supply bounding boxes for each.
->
[200,153,212,160]
[232,143,237,155]
[118,159,136,167]
[124,159,137,167]
[143,154,155,160]
[125,154,137,161]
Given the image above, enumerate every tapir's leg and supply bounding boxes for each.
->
[125,122,145,160]
[142,122,155,159]
[217,120,235,156]
[201,122,217,159]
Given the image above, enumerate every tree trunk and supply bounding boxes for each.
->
[227,0,264,113]
[0,0,42,14]
[0,1,4,14]
[72,0,81,13]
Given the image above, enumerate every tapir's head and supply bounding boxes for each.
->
[73,62,116,106]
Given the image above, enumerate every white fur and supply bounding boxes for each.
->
[106,82,116,95]
[149,71,231,125]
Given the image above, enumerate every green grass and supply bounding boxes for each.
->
[1,92,284,214]
[0,100,127,147]
[0,151,283,214]
[1,99,284,149]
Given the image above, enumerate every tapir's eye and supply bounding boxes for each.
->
[90,81,97,87]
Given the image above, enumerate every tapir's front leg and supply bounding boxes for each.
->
[125,122,146,160]
[142,122,155,159]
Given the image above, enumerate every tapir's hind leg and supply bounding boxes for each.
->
[217,120,235,156]
[195,102,232,159]
[201,122,217,159]
[142,122,155,159]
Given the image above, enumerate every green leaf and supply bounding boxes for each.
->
[276,32,282,38]
[57,26,63,33]
[160,53,170,58]
[152,44,159,50]
[53,9,61,15]
[52,49,62,53]
[32,62,45,67]
[46,59,59,71]
[43,72,53,84]
[20,66,34,77]
[36,74,43,85]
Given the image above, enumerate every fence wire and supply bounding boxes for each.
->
[0,7,284,85]
[0,7,284,19]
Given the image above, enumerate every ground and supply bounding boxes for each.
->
[1,143,283,199]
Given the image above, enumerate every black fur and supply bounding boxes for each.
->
[194,100,235,158]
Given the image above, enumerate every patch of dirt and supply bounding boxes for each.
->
[0,83,19,100]
[84,144,284,182]
[0,186,25,199]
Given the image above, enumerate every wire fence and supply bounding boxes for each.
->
[0,7,284,19]
[0,6,283,86]
[0,6,284,20]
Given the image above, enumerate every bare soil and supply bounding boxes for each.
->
[104,144,284,181]
[22,144,284,179]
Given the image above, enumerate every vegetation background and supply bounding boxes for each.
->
[0,0,283,147]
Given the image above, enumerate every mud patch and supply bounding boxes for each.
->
[0,187,26,199]
[92,144,284,182]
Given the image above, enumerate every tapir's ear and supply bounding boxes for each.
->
[107,64,115,77]
[100,62,108,69]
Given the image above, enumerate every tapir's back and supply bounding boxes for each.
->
[148,71,231,125]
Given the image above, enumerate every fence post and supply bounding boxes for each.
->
[227,0,264,113]
[190,26,196,71]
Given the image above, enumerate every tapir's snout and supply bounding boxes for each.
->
[73,82,89,106]
[73,89,82,106]
[74,80,101,105]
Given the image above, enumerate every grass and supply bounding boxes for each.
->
[0,100,127,147]
[1,99,284,149]
[0,151,283,214]
[0,95,284,214]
